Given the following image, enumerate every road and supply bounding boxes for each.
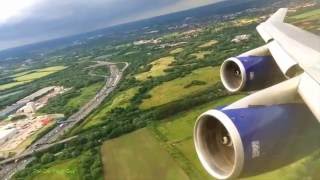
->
[0,61,128,180]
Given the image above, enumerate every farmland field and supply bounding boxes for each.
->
[100,128,189,180]
[290,8,320,21]
[288,8,320,35]
[0,66,66,91]
[198,40,218,48]
[170,48,184,54]
[190,51,211,60]
[135,56,175,81]
[27,159,80,180]
[140,66,220,109]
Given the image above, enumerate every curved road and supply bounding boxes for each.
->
[0,61,129,180]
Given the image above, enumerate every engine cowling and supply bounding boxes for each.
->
[194,103,319,180]
[220,46,284,92]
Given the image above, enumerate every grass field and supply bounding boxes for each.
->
[100,128,189,180]
[190,51,211,60]
[288,8,320,35]
[170,48,184,54]
[140,66,220,109]
[28,159,80,180]
[67,82,104,110]
[198,40,218,48]
[80,87,139,129]
[290,8,320,21]
[135,56,175,81]
[0,66,66,91]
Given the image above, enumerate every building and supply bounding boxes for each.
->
[231,34,251,43]
[17,102,36,114]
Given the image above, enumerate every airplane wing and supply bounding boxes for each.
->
[256,8,320,120]
[194,8,320,180]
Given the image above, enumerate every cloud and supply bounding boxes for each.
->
[0,0,222,50]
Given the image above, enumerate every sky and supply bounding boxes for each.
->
[0,0,223,51]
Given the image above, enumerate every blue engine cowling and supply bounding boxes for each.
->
[220,56,284,92]
[194,103,319,179]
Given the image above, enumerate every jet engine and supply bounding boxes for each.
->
[194,77,319,179]
[220,45,284,92]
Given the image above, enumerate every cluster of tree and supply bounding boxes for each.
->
[0,77,15,85]
[13,143,103,180]
[38,89,80,117]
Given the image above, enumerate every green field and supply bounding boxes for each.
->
[190,51,211,60]
[290,8,320,21]
[135,56,175,81]
[0,66,66,91]
[170,48,184,54]
[27,159,80,180]
[140,66,220,109]
[80,87,139,129]
[100,128,189,180]
[198,40,218,48]
[288,8,320,35]
[98,96,243,180]
[67,82,104,109]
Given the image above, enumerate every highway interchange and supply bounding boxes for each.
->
[0,61,128,180]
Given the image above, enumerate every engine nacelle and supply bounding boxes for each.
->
[194,103,318,179]
[220,46,284,92]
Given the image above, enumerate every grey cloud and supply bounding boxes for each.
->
[0,0,222,50]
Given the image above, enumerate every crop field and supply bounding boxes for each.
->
[290,8,320,21]
[288,8,320,35]
[135,56,175,81]
[99,96,243,180]
[0,66,66,91]
[28,159,80,180]
[140,66,220,109]
[190,51,211,60]
[170,48,184,54]
[100,128,189,180]
[80,87,139,129]
[198,40,218,48]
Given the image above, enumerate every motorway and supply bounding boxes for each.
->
[0,61,128,180]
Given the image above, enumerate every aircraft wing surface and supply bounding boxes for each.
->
[256,8,320,120]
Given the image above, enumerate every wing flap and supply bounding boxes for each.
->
[298,73,320,121]
[267,41,298,77]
